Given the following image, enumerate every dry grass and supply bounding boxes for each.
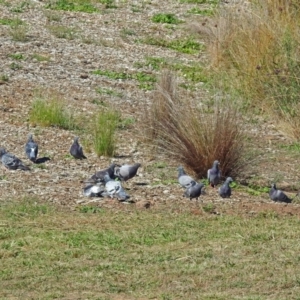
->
[194,0,300,139]
[144,71,246,178]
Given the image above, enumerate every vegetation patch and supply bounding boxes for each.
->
[142,36,203,54]
[47,25,77,39]
[199,0,300,139]
[92,69,157,90]
[91,109,120,157]
[143,70,247,178]
[151,13,182,24]
[29,93,76,130]
[46,0,99,13]
[0,18,23,26]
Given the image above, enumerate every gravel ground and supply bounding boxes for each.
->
[1,0,300,216]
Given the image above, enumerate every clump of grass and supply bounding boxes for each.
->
[144,71,246,178]
[29,93,76,129]
[92,109,120,157]
[9,23,29,42]
[142,36,203,54]
[46,0,99,13]
[0,18,23,26]
[47,25,77,39]
[151,13,181,24]
[196,1,300,139]
[9,53,24,60]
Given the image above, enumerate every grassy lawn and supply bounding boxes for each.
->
[1,199,300,299]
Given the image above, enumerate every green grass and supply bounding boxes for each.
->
[187,7,215,16]
[29,95,76,129]
[1,198,300,299]
[95,87,123,97]
[9,53,24,60]
[180,0,219,3]
[92,69,157,90]
[92,109,120,157]
[151,13,182,24]
[0,18,23,26]
[46,0,99,13]
[31,53,50,62]
[142,36,203,54]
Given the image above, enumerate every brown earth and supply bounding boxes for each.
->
[1,0,300,217]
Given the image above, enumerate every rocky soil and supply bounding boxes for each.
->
[1,0,300,216]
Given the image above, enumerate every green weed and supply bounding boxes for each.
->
[188,7,214,16]
[46,0,99,13]
[9,53,24,60]
[151,13,181,24]
[0,74,9,82]
[10,62,21,70]
[9,24,29,42]
[95,87,123,97]
[142,36,203,54]
[0,18,23,26]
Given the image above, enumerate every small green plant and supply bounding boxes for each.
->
[91,99,107,106]
[0,74,9,82]
[9,53,24,60]
[10,62,21,70]
[92,69,129,80]
[32,164,47,170]
[46,0,99,13]
[95,87,122,97]
[151,13,181,24]
[142,37,203,54]
[29,94,76,129]
[188,7,214,16]
[93,69,156,90]
[92,109,120,157]
[47,25,77,39]
[0,18,23,26]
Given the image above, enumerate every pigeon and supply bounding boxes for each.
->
[25,134,38,162]
[0,148,30,171]
[207,160,221,187]
[83,183,105,197]
[269,183,292,203]
[103,174,130,201]
[114,163,141,182]
[184,181,205,200]
[89,163,116,184]
[70,136,86,159]
[178,166,195,188]
[218,177,233,198]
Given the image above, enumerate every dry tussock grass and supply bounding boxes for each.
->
[193,0,300,139]
[144,71,246,178]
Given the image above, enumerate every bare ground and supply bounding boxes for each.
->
[1,0,300,217]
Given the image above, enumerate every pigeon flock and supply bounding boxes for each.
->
[0,134,297,205]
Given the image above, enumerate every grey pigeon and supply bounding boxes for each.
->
[70,136,86,159]
[83,183,105,197]
[89,163,116,184]
[184,181,205,200]
[25,134,38,162]
[0,147,30,171]
[103,174,130,201]
[114,163,141,182]
[178,166,195,188]
[218,177,233,198]
[269,183,292,203]
[207,160,221,187]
